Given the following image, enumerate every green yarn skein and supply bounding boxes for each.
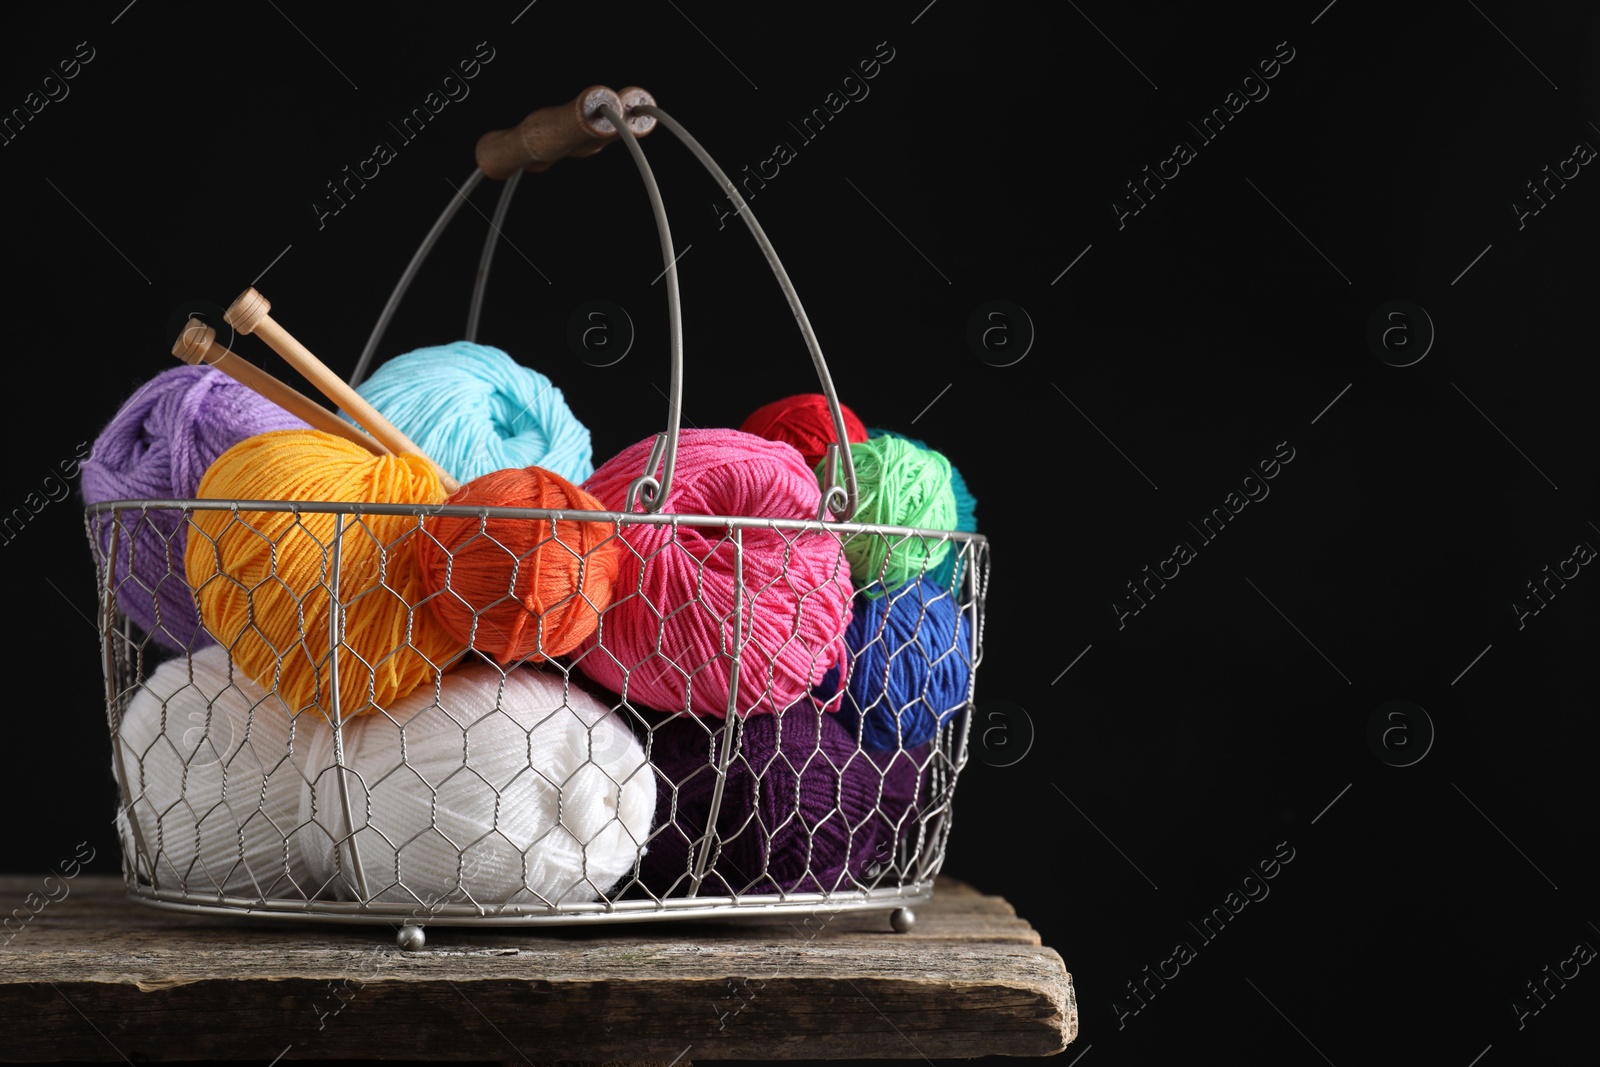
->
[823,436,958,591]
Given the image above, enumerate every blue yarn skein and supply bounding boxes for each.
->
[867,428,976,590]
[345,342,593,485]
[816,577,973,752]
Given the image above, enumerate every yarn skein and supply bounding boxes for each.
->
[415,466,622,665]
[826,436,957,592]
[741,394,868,470]
[576,429,855,719]
[346,342,593,486]
[638,703,923,896]
[82,365,309,652]
[184,429,468,720]
[299,664,655,906]
[866,429,975,591]
[867,429,976,533]
[815,577,973,751]
[114,644,320,897]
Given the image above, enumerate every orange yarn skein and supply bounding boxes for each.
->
[415,466,621,665]
[184,429,468,720]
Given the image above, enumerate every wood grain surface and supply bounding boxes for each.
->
[0,875,1075,1062]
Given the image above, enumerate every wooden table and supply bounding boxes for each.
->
[0,875,1075,1063]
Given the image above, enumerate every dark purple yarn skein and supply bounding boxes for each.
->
[639,702,924,897]
[81,365,308,652]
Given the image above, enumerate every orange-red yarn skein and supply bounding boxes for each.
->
[414,466,621,665]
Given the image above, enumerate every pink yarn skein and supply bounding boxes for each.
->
[577,429,855,718]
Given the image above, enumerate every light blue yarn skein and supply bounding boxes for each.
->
[344,342,594,485]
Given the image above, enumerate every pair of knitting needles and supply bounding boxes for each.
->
[171,290,464,490]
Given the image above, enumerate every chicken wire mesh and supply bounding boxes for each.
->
[87,499,987,926]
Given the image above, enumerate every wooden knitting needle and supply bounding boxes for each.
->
[475,85,634,179]
[223,287,462,493]
[172,318,388,457]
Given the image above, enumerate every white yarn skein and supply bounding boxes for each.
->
[114,645,318,898]
[299,664,654,908]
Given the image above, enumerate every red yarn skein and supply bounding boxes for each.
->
[740,394,867,469]
[416,467,621,665]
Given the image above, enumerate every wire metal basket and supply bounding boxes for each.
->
[86,86,989,937]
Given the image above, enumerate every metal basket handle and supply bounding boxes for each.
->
[632,103,859,523]
[349,85,860,521]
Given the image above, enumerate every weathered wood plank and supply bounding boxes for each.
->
[0,875,1075,1061]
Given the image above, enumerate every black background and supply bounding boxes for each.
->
[2,1,1597,1064]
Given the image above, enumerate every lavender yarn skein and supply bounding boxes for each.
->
[81,365,309,651]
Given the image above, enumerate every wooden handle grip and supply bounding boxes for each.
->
[475,85,624,180]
